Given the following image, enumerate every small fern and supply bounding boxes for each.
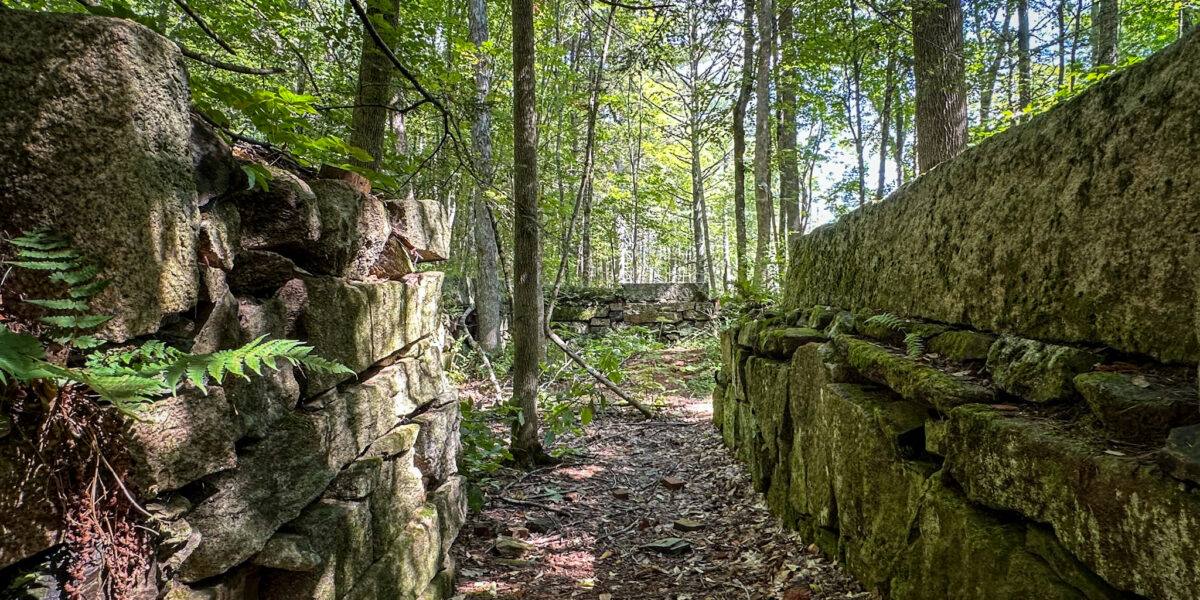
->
[866,313,926,358]
[864,312,905,331]
[8,231,110,348]
[2,231,353,415]
[903,332,925,358]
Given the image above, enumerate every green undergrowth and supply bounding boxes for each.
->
[454,322,721,510]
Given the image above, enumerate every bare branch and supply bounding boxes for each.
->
[179,47,285,75]
[171,0,237,56]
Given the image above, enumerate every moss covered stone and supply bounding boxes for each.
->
[755,327,827,359]
[551,303,608,321]
[889,472,1090,600]
[300,272,444,393]
[987,336,1101,403]
[835,335,994,412]
[927,330,997,362]
[1074,371,1199,440]
[783,28,1200,363]
[942,404,1200,599]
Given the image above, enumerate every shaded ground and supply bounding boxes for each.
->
[452,347,870,600]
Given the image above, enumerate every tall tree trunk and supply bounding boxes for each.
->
[733,0,755,290]
[1017,0,1032,109]
[979,1,1012,128]
[349,0,400,169]
[1057,0,1067,88]
[510,0,544,463]
[752,0,774,288]
[895,65,909,185]
[912,0,967,173]
[689,125,707,285]
[876,52,895,201]
[1091,0,1119,66]
[469,0,502,354]
[848,3,867,207]
[570,7,616,288]
[778,1,800,242]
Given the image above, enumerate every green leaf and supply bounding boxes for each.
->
[24,299,90,311]
[8,260,80,271]
[0,325,54,384]
[580,405,594,426]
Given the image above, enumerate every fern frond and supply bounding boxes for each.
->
[298,355,355,375]
[49,266,99,286]
[16,248,81,260]
[25,299,90,311]
[865,312,905,331]
[904,333,925,358]
[0,325,55,384]
[39,315,113,329]
[69,279,110,299]
[7,260,81,271]
[8,232,69,250]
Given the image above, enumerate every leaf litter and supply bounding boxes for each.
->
[452,347,873,600]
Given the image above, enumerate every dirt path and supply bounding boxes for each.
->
[452,347,869,600]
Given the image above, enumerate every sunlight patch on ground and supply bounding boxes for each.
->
[559,464,606,480]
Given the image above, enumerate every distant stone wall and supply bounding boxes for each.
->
[0,11,461,600]
[551,283,718,339]
[719,29,1200,600]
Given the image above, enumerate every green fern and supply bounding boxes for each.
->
[6,231,111,346]
[903,332,925,358]
[2,231,353,415]
[865,312,905,331]
[866,313,926,358]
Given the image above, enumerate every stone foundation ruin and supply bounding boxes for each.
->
[550,283,718,339]
[0,11,462,600]
[716,28,1200,600]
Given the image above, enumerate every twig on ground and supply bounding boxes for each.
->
[497,496,572,516]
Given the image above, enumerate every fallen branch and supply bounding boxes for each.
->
[497,495,572,516]
[455,307,503,404]
[546,328,655,419]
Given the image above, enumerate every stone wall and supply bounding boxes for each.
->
[784,29,1200,364]
[717,29,1200,600]
[0,11,462,600]
[551,283,717,339]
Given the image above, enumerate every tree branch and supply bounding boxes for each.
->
[171,0,237,56]
[593,0,672,11]
[179,47,285,75]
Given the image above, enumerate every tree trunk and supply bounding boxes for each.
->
[1057,0,1067,88]
[979,1,1011,128]
[778,2,800,242]
[895,65,908,185]
[876,52,895,201]
[1091,0,1118,67]
[752,0,774,288]
[912,0,967,173]
[510,0,544,464]
[1018,0,1032,109]
[469,0,502,354]
[569,7,616,289]
[349,0,400,169]
[690,125,707,285]
[733,0,754,290]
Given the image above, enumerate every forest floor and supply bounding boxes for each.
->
[451,345,873,600]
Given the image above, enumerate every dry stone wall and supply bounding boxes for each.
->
[550,283,718,339]
[718,29,1200,600]
[0,11,462,600]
